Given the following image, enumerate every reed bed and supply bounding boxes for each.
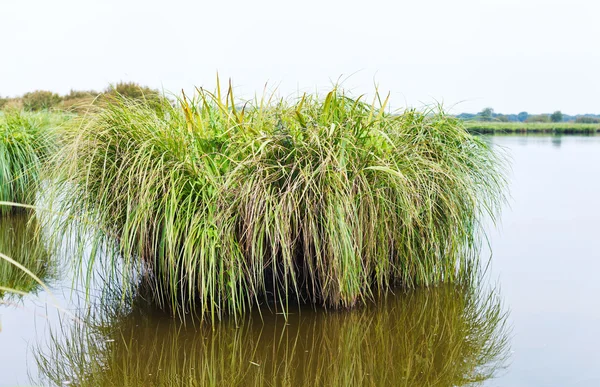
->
[47,83,507,320]
[34,282,510,387]
[464,121,599,135]
[0,111,61,215]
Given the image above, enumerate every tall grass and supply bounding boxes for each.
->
[34,282,510,386]
[0,111,61,215]
[464,121,599,135]
[47,82,507,320]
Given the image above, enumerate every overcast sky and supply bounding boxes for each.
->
[2,0,598,114]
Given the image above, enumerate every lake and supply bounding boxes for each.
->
[0,135,598,386]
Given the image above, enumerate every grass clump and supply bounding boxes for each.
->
[0,111,62,215]
[48,82,507,320]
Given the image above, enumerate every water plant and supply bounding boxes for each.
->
[47,81,507,320]
[34,282,510,386]
[0,111,61,215]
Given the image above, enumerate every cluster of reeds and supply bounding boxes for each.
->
[464,121,599,135]
[34,281,509,386]
[46,83,507,320]
[0,111,61,215]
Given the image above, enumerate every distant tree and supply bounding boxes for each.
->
[517,112,529,122]
[550,111,563,123]
[22,90,62,111]
[525,114,550,123]
[575,116,600,124]
[456,113,477,121]
[495,114,509,122]
[478,107,494,121]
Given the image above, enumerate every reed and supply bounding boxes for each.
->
[46,81,507,320]
[0,111,61,215]
[464,121,599,135]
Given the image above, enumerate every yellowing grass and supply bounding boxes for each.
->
[47,84,508,321]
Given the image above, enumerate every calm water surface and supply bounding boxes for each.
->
[0,135,598,386]
[485,136,600,386]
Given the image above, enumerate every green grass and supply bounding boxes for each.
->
[34,281,510,386]
[0,213,54,299]
[0,111,63,215]
[46,82,508,321]
[463,121,599,135]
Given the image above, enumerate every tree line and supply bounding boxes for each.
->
[456,108,600,124]
[0,82,161,113]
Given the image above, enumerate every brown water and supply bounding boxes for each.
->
[1,135,599,386]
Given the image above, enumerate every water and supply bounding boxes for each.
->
[0,135,599,386]
[485,136,600,386]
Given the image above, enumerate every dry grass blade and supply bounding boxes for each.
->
[46,82,508,321]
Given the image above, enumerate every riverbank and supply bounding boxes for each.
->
[463,122,600,134]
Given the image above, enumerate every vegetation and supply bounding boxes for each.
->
[517,111,529,122]
[464,121,599,134]
[575,116,600,124]
[45,83,507,321]
[479,107,494,121]
[0,111,62,215]
[457,109,600,124]
[525,114,550,123]
[550,111,563,123]
[103,82,160,101]
[22,90,63,112]
[35,281,510,386]
[0,214,54,299]
[61,89,100,113]
[1,82,161,114]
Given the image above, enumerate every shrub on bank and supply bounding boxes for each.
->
[22,90,62,111]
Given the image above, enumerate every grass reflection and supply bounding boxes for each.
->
[0,213,53,299]
[35,280,510,386]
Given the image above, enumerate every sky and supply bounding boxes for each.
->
[1,0,599,115]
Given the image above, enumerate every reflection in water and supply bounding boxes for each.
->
[0,213,53,299]
[35,282,510,386]
[551,136,562,148]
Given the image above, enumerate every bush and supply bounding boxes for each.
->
[63,89,99,101]
[48,84,508,320]
[103,82,160,101]
[22,90,62,111]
